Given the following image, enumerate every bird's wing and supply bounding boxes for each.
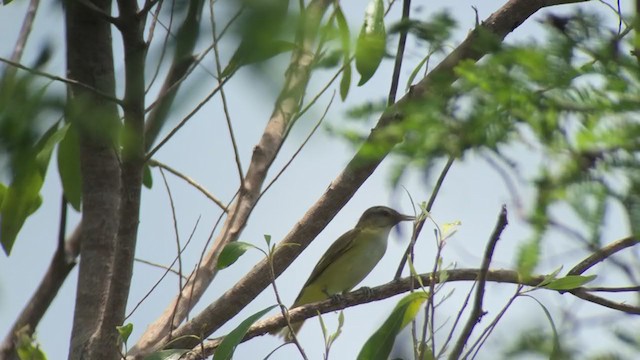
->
[302,228,361,288]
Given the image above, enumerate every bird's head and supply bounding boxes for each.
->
[356,206,415,229]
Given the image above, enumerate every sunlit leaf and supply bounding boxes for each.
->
[535,266,563,288]
[1,121,67,255]
[355,0,386,86]
[116,323,133,343]
[216,241,256,270]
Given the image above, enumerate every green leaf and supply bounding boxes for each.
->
[15,329,47,360]
[405,53,431,92]
[521,295,561,359]
[264,234,272,247]
[355,0,386,86]
[116,323,134,343]
[340,62,352,101]
[142,164,153,189]
[216,241,256,269]
[336,6,352,100]
[357,292,429,360]
[0,184,6,206]
[57,123,82,211]
[535,266,563,288]
[35,122,68,174]
[542,274,597,291]
[1,164,44,255]
[143,349,189,360]
[214,305,277,360]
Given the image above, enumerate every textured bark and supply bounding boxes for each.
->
[65,1,122,359]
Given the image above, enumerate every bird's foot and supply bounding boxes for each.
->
[358,286,374,299]
[329,293,345,304]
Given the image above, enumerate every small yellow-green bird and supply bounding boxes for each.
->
[274,206,414,341]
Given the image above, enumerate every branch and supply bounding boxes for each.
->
[449,206,508,360]
[186,261,640,359]
[568,236,639,275]
[148,159,228,212]
[145,0,591,353]
[182,269,540,359]
[3,0,39,81]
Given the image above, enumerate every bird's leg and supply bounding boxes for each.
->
[325,289,345,304]
[357,286,374,299]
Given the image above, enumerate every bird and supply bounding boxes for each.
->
[273,206,414,341]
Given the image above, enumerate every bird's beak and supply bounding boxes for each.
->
[398,214,415,222]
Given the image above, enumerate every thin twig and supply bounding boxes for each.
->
[125,217,201,320]
[448,205,508,360]
[395,157,454,279]
[438,282,476,359]
[387,0,411,105]
[210,2,244,182]
[159,168,185,292]
[148,159,228,212]
[134,258,187,279]
[585,285,640,292]
[257,93,335,203]
[0,56,123,105]
[145,0,171,94]
[4,0,39,80]
[466,285,523,359]
[145,76,230,160]
[267,249,308,359]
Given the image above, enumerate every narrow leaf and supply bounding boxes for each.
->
[57,123,82,210]
[340,62,352,101]
[355,0,386,86]
[522,295,561,359]
[535,266,563,288]
[336,6,352,100]
[142,164,153,189]
[405,53,431,92]
[214,305,277,360]
[35,122,69,174]
[357,292,429,360]
[1,167,44,255]
[543,274,597,291]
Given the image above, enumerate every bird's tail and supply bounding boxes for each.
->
[270,321,304,342]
